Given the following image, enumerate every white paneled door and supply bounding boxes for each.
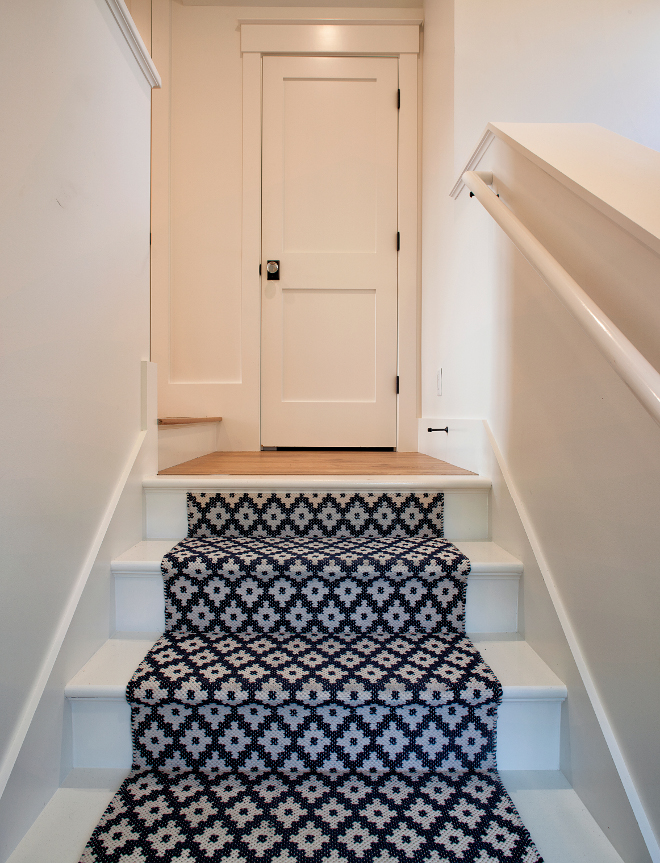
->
[261,56,399,447]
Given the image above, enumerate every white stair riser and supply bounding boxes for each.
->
[71,699,132,770]
[467,577,519,633]
[69,697,561,771]
[115,578,165,632]
[144,489,490,542]
[497,700,562,771]
[114,573,520,634]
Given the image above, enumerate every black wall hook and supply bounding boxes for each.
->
[428,427,449,433]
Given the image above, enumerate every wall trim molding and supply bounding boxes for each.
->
[241,38,419,450]
[484,420,660,863]
[396,52,420,450]
[450,129,495,199]
[104,0,161,88]
[240,22,420,55]
[0,428,148,802]
[237,18,423,27]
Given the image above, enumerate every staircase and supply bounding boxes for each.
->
[6,473,626,862]
[68,477,565,780]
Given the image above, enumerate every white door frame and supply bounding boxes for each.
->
[240,20,421,450]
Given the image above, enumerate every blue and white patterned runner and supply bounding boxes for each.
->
[80,490,542,862]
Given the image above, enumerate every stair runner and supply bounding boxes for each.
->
[81,491,542,862]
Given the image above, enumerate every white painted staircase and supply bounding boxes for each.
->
[8,474,625,863]
[68,475,565,775]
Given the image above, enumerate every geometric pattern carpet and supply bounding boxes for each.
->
[80,491,543,862]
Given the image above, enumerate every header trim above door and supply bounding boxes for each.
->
[240,22,420,55]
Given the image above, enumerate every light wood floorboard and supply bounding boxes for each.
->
[158,417,222,426]
[158,451,476,476]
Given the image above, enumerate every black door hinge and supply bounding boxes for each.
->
[397,232,400,251]
[149,233,151,245]
[396,375,400,394]
[259,263,262,275]
[397,89,400,109]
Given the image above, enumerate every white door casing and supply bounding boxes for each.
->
[261,55,399,447]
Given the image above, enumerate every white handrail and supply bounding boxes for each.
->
[463,170,660,428]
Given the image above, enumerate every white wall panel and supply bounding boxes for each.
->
[169,6,243,385]
[484,430,653,862]
[151,1,261,450]
[0,0,153,856]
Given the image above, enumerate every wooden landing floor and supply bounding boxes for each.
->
[159,451,476,476]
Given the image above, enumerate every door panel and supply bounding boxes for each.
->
[282,290,376,403]
[261,56,398,447]
[282,78,378,255]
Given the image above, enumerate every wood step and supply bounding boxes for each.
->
[158,416,222,427]
[158,450,476,476]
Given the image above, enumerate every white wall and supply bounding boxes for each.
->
[151,3,422,453]
[454,0,660,178]
[422,0,660,423]
[0,367,157,861]
[473,143,660,862]
[421,2,660,860]
[158,422,222,471]
[0,0,153,856]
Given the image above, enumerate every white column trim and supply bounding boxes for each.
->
[104,0,161,88]
[241,53,263,440]
[396,53,420,450]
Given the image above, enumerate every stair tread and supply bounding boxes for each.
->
[6,769,624,863]
[112,540,522,576]
[143,474,492,489]
[158,450,475,475]
[127,632,502,709]
[473,638,566,697]
[66,634,160,695]
[65,634,566,701]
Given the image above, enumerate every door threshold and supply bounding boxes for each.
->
[262,447,396,452]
